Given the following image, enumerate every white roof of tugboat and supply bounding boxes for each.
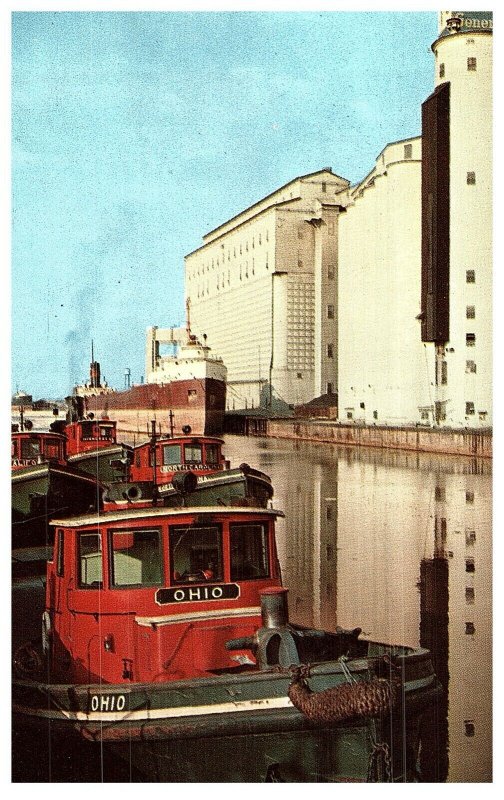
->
[49,505,285,527]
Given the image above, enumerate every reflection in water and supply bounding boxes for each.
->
[223,435,492,783]
[419,556,449,782]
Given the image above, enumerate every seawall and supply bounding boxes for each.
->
[256,419,492,458]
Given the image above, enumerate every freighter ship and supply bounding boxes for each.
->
[73,312,227,437]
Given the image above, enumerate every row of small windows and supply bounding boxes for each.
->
[192,234,338,284]
[288,318,315,326]
[439,57,477,78]
[196,258,275,296]
[190,231,271,278]
[288,312,314,321]
[197,263,477,294]
[194,253,269,277]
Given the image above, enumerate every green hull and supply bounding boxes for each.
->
[12,463,101,548]
[12,645,441,782]
[105,466,274,508]
[67,445,130,483]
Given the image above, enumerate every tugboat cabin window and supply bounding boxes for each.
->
[161,444,182,466]
[170,525,223,583]
[78,531,102,588]
[80,421,95,439]
[184,444,203,464]
[21,438,41,459]
[45,438,62,459]
[98,425,113,439]
[109,528,162,587]
[230,524,270,580]
[205,443,220,466]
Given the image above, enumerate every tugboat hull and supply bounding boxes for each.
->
[12,645,441,782]
[67,445,131,484]
[12,463,102,548]
[105,465,274,509]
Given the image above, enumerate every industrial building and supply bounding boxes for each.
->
[185,11,492,429]
[185,170,350,411]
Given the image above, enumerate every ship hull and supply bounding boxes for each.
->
[104,466,274,509]
[81,378,226,436]
[67,445,131,484]
[12,647,441,782]
[11,463,101,549]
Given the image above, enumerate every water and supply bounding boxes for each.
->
[222,434,492,783]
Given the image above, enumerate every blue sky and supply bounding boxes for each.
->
[11,9,438,399]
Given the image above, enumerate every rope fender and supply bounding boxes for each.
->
[288,665,397,723]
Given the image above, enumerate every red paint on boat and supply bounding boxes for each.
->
[64,418,118,456]
[129,435,227,485]
[46,506,283,685]
[11,430,67,470]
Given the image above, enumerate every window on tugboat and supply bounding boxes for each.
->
[109,528,163,587]
[78,531,102,589]
[184,444,203,464]
[230,524,270,580]
[170,525,222,583]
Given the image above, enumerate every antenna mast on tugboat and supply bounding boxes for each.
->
[150,419,159,505]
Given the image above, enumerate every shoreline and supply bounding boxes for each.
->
[227,417,492,459]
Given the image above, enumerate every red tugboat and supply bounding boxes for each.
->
[11,423,103,551]
[104,422,273,509]
[12,503,441,782]
[50,397,132,485]
[11,425,67,471]
[128,424,228,484]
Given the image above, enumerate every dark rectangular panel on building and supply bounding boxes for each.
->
[421,81,450,343]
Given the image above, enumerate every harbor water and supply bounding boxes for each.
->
[222,434,492,783]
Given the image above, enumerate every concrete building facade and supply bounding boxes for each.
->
[421,11,492,428]
[184,11,492,430]
[185,170,349,410]
[337,137,436,425]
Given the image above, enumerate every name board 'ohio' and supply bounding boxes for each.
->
[156,583,240,605]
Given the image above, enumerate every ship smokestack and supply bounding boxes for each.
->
[90,340,101,388]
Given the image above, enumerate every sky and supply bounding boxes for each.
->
[11,6,439,399]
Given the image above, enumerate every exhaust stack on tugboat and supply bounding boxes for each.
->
[13,500,442,782]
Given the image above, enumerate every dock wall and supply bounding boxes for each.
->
[260,419,492,458]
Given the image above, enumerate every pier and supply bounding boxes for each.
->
[225,415,492,459]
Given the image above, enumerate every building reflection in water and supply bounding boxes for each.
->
[223,436,492,783]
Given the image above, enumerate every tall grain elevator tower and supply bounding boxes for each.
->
[421,11,492,428]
